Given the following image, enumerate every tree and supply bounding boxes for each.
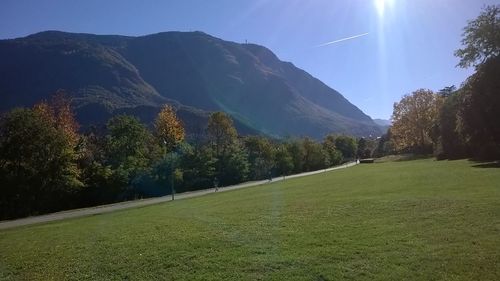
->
[34,91,80,147]
[207,112,238,157]
[274,144,294,176]
[334,135,358,160]
[456,56,500,159]
[179,144,216,191]
[391,89,444,153]
[154,105,186,199]
[0,107,82,219]
[286,139,306,173]
[455,5,500,68]
[244,136,275,180]
[221,144,249,185]
[435,91,467,160]
[322,135,343,166]
[438,85,457,98]
[206,112,246,185]
[152,150,183,196]
[451,5,500,160]
[357,137,374,159]
[373,129,394,158]
[302,137,329,171]
[104,115,162,197]
[154,104,185,152]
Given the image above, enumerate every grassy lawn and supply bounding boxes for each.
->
[0,159,499,280]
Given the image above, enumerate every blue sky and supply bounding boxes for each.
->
[1,0,497,119]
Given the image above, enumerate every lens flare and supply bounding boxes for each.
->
[375,0,394,17]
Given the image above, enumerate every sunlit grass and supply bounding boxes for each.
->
[0,159,499,280]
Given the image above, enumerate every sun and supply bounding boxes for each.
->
[374,0,393,17]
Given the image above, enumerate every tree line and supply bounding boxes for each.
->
[0,93,368,220]
[378,5,500,161]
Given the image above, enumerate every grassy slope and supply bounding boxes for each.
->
[0,159,499,280]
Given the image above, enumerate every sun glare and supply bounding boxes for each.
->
[375,0,393,17]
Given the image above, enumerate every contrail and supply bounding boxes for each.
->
[316,32,369,47]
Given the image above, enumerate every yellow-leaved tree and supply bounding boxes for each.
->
[154,105,185,152]
[391,89,444,153]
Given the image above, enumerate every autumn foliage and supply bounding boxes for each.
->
[391,89,444,153]
[154,105,185,152]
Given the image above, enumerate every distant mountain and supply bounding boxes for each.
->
[373,119,391,133]
[373,119,391,126]
[0,31,381,138]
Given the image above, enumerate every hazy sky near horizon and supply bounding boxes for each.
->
[1,0,498,119]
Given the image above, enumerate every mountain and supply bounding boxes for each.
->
[373,119,391,133]
[0,31,381,138]
[373,119,391,126]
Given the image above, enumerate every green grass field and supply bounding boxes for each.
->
[0,159,499,280]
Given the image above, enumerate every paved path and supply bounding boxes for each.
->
[0,162,358,230]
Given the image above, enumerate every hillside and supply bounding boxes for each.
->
[373,118,391,132]
[0,31,381,138]
[0,159,498,280]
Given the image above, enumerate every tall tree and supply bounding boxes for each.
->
[274,144,294,177]
[391,89,444,153]
[286,139,306,173]
[436,91,467,159]
[455,5,500,69]
[0,107,82,219]
[206,112,247,185]
[456,56,500,159]
[334,135,358,159]
[207,112,238,158]
[244,136,275,180]
[33,91,80,147]
[322,135,343,166]
[302,137,329,171]
[105,115,162,195]
[438,85,457,98]
[373,129,394,158]
[450,5,500,160]
[357,137,374,159]
[154,104,185,152]
[179,144,216,191]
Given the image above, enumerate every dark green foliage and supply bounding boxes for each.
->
[244,136,275,180]
[219,143,250,185]
[79,127,122,204]
[0,108,82,219]
[457,56,500,160]
[455,5,500,68]
[79,115,163,203]
[435,92,467,160]
[207,112,249,185]
[151,152,182,196]
[287,139,307,174]
[0,103,362,219]
[373,129,394,158]
[178,144,216,191]
[438,85,457,98]
[106,115,161,170]
[334,135,358,160]
[322,135,343,166]
[103,115,162,197]
[357,137,375,159]
[432,5,500,161]
[383,6,500,161]
[274,144,294,176]
[302,137,329,171]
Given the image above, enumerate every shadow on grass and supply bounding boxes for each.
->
[471,161,500,169]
